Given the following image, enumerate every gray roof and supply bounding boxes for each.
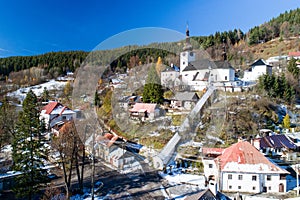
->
[183,59,234,72]
[173,92,199,101]
[162,66,175,72]
[251,58,272,68]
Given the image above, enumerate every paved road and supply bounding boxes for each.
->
[88,160,165,199]
[0,159,166,200]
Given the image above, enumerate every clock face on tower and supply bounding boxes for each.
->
[182,52,186,56]
[190,52,194,56]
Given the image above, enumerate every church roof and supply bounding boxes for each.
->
[182,59,234,72]
[216,141,288,174]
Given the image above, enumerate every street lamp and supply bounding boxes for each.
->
[297,164,299,196]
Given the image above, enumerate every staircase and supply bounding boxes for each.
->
[153,86,216,169]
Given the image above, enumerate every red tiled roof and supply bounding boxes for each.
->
[42,102,59,114]
[289,52,300,57]
[202,147,224,155]
[216,141,288,173]
[97,133,118,147]
[129,103,157,113]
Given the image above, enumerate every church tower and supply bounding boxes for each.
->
[180,25,195,74]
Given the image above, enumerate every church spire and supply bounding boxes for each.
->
[183,23,193,51]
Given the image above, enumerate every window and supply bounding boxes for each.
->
[225,76,227,80]
[183,62,185,65]
[209,164,213,168]
[252,175,257,181]
[280,174,286,180]
[253,186,256,190]
[238,175,243,180]
[268,186,271,190]
[229,185,232,189]
[62,116,67,120]
[228,174,232,180]
[267,175,271,181]
[238,186,241,190]
[190,52,194,56]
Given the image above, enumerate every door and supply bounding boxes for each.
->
[279,183,284,192]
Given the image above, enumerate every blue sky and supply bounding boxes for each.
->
[0,0,299,57]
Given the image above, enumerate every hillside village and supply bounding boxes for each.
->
[1,10,300,200]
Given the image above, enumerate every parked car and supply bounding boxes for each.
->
[93,181,104,193]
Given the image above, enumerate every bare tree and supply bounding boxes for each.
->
[52,120,85,198]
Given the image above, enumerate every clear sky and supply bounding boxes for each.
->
[0,0,299,57]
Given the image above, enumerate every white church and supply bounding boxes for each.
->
[161,27,237,91]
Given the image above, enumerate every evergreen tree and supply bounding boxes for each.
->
[287,57,299,78]
[41,87,50,102]
[143,65,164,104]
[94,91,101,107]
[143,83,164,104]
[12,90,49,199]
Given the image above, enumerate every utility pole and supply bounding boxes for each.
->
[297,164,299,196]
[91,125,95,200]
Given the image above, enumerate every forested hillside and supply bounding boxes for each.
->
[1,8,300,84]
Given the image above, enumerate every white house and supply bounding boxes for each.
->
[203,141,289,194]
[161,65,180,88]
[40,101,76,129]
[129,103,164,120]
[243,59,272,81]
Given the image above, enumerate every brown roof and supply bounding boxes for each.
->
[216,141,288,174]
[42,101,59,114]
[96,133,118,147]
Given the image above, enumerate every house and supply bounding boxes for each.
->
[129,103,164,120]
[203,141,289,194]
[118,95,142,110]
[161,64,180,88]
[40,101,76,129]
[95,133,138,170]
[109,78,126,89]
[184,189,217,200]
[253,134,297,160]
[171,92,200,110]
[286,132,300,151]
[243,59,272,81]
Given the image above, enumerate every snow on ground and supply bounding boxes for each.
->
[159,171,206,187]
[7,80,66,103]
[159,169,207,199]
